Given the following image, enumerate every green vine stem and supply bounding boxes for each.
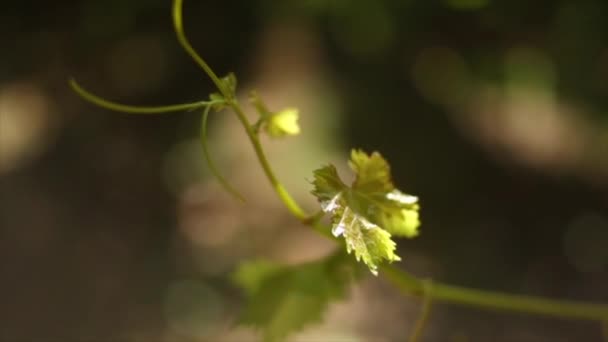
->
[408,279,433,342]
[382,265,608,321]
[172,0,307,220]
[172,0,230,99]
[69,79,210,114]
[200,104,246,202]
[71,0,608,326]
[170,0,608,321]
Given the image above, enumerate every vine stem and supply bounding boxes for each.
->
[176,0,608,324]
[69,79,210,114]
[172,0,308,221]
[382,265,608,321]
[172,0,229,98]
[200,104,246,202]
[408,279,433,342]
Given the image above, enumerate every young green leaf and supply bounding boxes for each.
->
[311,150,421,274]
[208,72,237,110]
[220,72,237,95]
[248,91,301,138]
[233,252,357,342]
[349,150,420,238]
[330,206,400,275]
[265,107,301,137]
[311,164,347,204]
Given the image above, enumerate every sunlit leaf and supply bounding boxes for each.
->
[330,206,400,275]
[311,164,346,204]
[311,149,421,274]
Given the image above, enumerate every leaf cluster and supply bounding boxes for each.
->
[69,1,608,341]
[312,150,420,274]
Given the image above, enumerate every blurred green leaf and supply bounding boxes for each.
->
[233,252,356,342]
[232,260,282,296]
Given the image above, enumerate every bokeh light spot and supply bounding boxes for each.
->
[0,82,54,174]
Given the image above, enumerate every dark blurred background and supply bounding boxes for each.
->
[1,0,608,341]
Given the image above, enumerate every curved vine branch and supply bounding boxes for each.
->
[70,0,608,331]
[172,0,229,99]
[382,264,608,321]
[69,79,210,114]
[172,0,309,220]
[200,104,245,202]
[408,279,433,342]
[169,3,608,321]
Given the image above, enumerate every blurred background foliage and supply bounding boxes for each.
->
[1,0,608,341]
